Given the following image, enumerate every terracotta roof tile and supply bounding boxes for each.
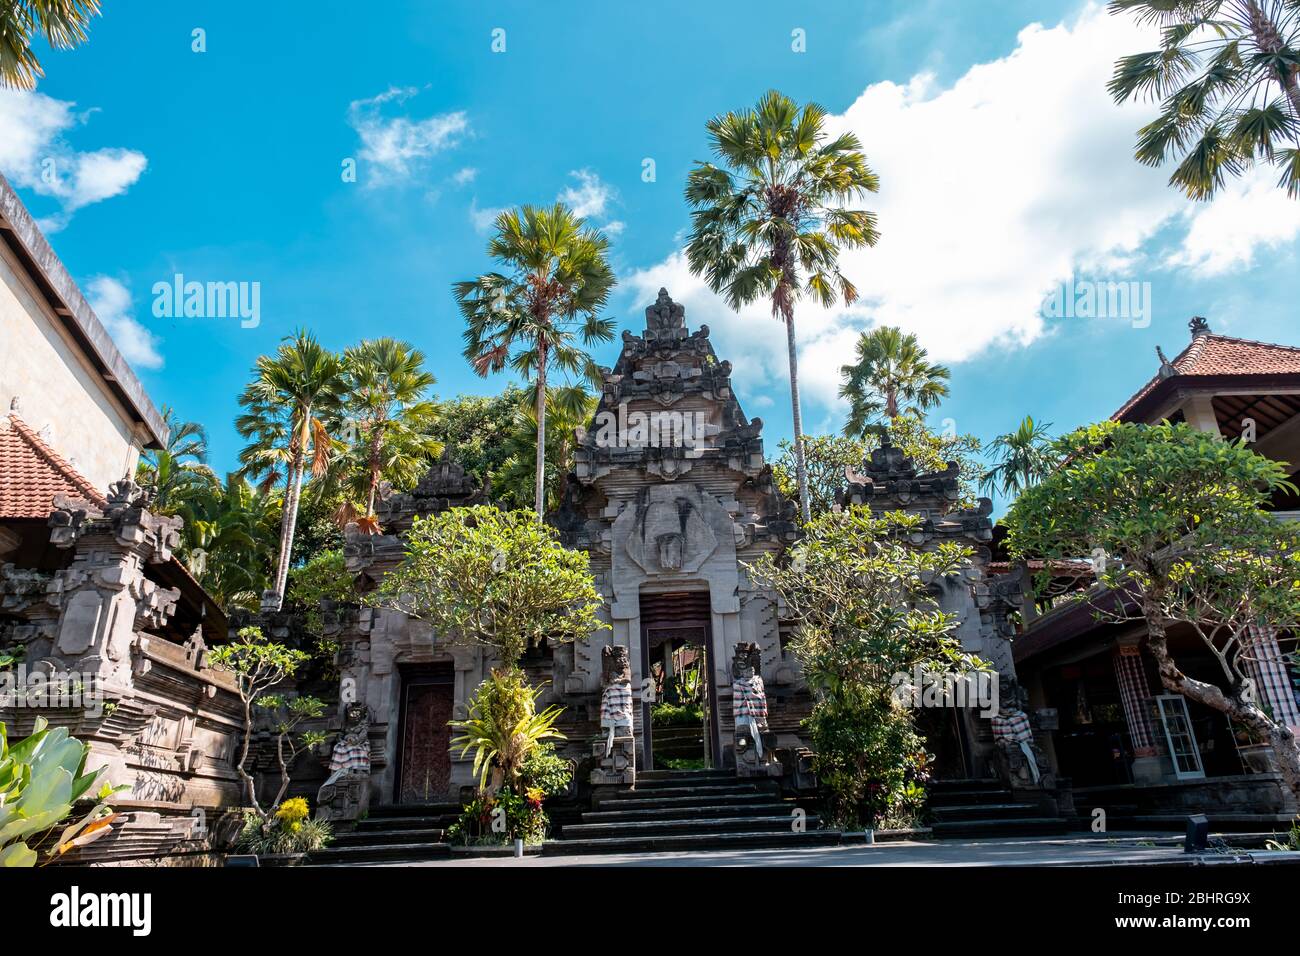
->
[1113,333,1300,420]
[0,413,105,519]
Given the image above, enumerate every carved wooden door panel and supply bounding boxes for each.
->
[398,671,453,803]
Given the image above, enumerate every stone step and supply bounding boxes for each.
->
[927,778,1004,791]
[331,827,447,847]
[596,782,768,804]
[544,828,842,857]
[927,788,1017,806]
[563,815,817,840]
[636,769,736,783]
[593,791,782,811]
[930,803,1042,821]
[369,803,462,818]
[582,801,797,823]
[929,817,1071,839]
[306,841,452,865]
[355,815,457,832]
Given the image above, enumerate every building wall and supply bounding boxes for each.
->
[0,242,141,490]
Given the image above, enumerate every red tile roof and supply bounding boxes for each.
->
[1114,333,1300,421]
[0,413,105,519]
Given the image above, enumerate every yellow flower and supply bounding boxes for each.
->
[275,797,311,825]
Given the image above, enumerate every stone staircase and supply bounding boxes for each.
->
[546,769,840,856]
[307,802,458,865]
[926,778,1070,839]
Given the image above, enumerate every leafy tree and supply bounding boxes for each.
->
[980,415,1057,497]
[750,508,985,827]
[285,549,355,662]
[774,418,983,519]
[429,385,529,486]
[135,406,217,514]
[840,326,950,435]
[1108,0,1300,199]
[254,694,328,811]
[1006,421,1300,797]
[685,89,881,522]
[371,505,608,665]
[492,385,597,513]
[332,338,442,531]
[455,204,616,519]
[236,330,347,609]
[208,626,311,818]
[0,0,100,90]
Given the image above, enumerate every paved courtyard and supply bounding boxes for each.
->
[376,834,1300,867]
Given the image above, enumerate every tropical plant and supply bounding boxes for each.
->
[207,626,311,817]
[455,203,616,518]
[1107,0,1300,199]
[840,326,950,435]
[254,694,328,812]
[172,472,281,611]
[685,89,881,521]
[449,669,566,793]
[332,338,442,531]
[428,385,530,486]
[235,803,332,855]
[979,415,1057,497]
[0,716,126,866]
[371,505,607,665]
[0,0,101,90]
[236,329,347,609]
[1005,421,1300,798]
[285,549,355,662]
[135,406,217,514]
[492,385,598,512]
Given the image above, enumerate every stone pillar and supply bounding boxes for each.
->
[1242,625,1300,734]
[1112,640,1163,783]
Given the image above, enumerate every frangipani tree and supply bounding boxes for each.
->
[1006,421,1300,797]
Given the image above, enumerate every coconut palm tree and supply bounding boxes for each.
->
[135,406,217,513]
[0,0,101,90]
[455,203,616,519]
[980,415,1057,497]
[839,326,950,438]
[1108,0,1300,199]
[684,90,880,522]
[332,338,442,531]
[235,330,346,610]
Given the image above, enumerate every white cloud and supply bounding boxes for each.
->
[629,3,1300,409]
[347,87,468,187]
[601,220,626,237]
[469,197,507,234]
[0,89,146,230]
[85,277,163,370]
[451,166,478,186]
[559,168,615,219]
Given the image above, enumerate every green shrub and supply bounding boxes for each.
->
[235,802,333,855]
[807,686,929,831]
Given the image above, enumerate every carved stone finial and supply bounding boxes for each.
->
[1156,345,1177,379]
[1189,315,1210,338]
[645,288,686,334]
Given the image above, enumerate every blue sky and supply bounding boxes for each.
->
[3,0,1299,504]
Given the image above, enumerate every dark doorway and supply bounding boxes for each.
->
[396,663,454,803]
[639,590,721,770]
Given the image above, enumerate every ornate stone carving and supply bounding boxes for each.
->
[316,702,373,823]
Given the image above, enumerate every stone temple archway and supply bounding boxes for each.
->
[639,589,722,770]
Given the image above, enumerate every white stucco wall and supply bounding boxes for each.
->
[0,242,140,492]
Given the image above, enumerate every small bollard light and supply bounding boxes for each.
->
[514,838,524,858]
[863,828,875,845]
[1184,813,1210,853]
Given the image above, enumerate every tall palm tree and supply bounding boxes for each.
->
[136,406,217,513]
[685,90,880,522]
[0,0,100,90]
[980,416,1057,497]
[1108,0,1300,199]
[174,474,282,611]
[455,203,616,519]
[333,338,442,531]
[839,326,950,437]
[235,330,346,610]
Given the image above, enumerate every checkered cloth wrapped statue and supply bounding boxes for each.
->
[731,642,770,758]
[990,709,1033,744]
[328,736,371,774]
[600,645,634,757]
[732,675,768,722]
